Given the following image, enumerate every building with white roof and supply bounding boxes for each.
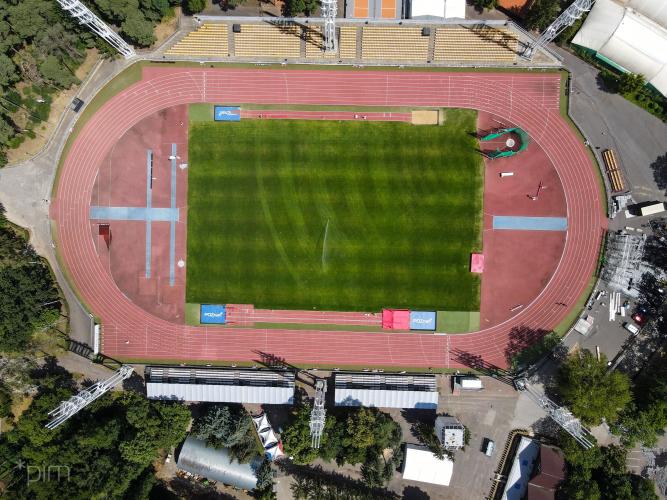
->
[402,443,454,486]
[435,415,465,449]
[572,0,667,96]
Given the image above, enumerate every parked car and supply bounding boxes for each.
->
[624,323,640,336]
[484,438,495,456]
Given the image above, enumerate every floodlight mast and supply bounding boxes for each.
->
[45,365,134,429]
[309,379,327,448]
[55,0,136,59]
[522,0,595,59]
[321,0,338,53]
[514,378,594,449]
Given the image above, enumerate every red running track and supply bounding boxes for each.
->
[52,67,605,369]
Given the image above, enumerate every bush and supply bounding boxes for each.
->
[186,0,207,14]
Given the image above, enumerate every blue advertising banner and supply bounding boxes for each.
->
[200,304,227,324]
[214,106,241,121]
[409,311,436,331]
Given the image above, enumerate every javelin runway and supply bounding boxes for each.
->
[52,67,605,369]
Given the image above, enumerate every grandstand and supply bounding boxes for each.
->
[161,18,560,68]
[361,26,429,61]
[434,26,518,62]
[234,22,301,58]
[144,366,296,404]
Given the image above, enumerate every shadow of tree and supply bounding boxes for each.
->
[451,349,513,386]
[167,476,236,499]
[650,152,667,195]
[402,485,430,500]
[122,371,146,393]
[595,70,619,94]
[400,408,436,441]
[276,462,400,499]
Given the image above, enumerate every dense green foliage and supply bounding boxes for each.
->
[524,0,562,31]
[509,330,561,372]
[185,0,207,14]
[558,435,658,500]
[89,0,179,47]
[0,208,60,352]
[0,0,180,165]
[613,338,667,447]
[412,421,447,460]
[0,381,11,418]
[187,113,483,312]
[617,73,646,95]
[0,364,191,499]
[282,404,403,487]
[0,0,93,165]
[557,349,632,425]
[288,466,400,500]
[472,0,498,10]
[282,0,319,16]
[190,404,261,463]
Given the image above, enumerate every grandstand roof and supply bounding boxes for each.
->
[144,366,295,404]
[410,0,466,18]
[334,372,439,409]
[572,0,667,96]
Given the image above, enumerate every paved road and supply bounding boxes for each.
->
[0,57,130,347]
[557,47,667,203]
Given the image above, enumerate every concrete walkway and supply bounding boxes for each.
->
[557,47,667,204]
[0,56,130,347]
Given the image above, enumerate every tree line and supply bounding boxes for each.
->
[0,0,179,167]
[282,400,403,489]
[0,359,191,499]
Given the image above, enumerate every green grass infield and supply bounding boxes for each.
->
[186,110,483,312]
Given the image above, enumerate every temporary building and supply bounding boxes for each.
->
[458,376,483,390]
[176,437,261,490]
[402,444,454,486]
[410,0,466,18]
[572,0,667,96]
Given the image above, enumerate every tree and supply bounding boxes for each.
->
[524,0,561,32]
[413,421,445,459]
[557,434,658,500]
[0,54,19,89]
[186,0,207,14]
[0,381,12,419]
[472,0,498,10]
[557,349,632,425]
[617,72,646,95]
[614,401,667,448]
[0,367,191,499]
[38,55,79,88]
[254,457,274,491]
[121,13,156,47]
[191,405,260,463]
[282,402,335,464]
[282,0,319,16]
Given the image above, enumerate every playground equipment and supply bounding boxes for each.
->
[480,128,529,159]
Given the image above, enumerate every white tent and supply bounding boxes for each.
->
[402,444,454,486]
[410,0,465,19]
[572,0,667,96]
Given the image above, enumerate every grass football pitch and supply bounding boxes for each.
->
[186,110,483,312]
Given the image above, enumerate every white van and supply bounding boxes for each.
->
[484,439,495,456]
[624,323,640,336]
